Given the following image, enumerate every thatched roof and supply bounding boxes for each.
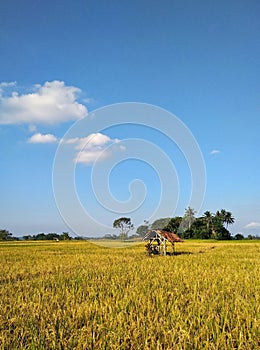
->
[143,230,183,243]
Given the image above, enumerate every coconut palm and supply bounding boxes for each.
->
[215,209,226,225]
[203,211,213,232]
[224,211,235,229]
[184,207,196,230]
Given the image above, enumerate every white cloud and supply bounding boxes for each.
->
[0,81,17,96]
[244,222,260,229]
[34,132,125,163]
[76,149,112,164]
[0,80,87,125]
[75,133,111,150]
[210,149,220,155]
[62,132,125,165]
[28,133,58,144]
[60,137,79,145]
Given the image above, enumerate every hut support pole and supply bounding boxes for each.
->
[163,238,166,256]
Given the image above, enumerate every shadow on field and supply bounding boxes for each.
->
[171,251,193,256]
[172,246,216,255]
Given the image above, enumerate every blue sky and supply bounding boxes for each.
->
[0,0,259,237]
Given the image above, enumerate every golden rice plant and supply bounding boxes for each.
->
[0,240,259,349]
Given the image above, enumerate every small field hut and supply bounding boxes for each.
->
[143,230,183,256]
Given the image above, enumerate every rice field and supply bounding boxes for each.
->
[0,240,259,349]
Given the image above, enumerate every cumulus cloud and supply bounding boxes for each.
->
[76,149,112,164]
[60,133,123,165]
[0,81,17,95]
[28,133,58,144]
[75,133,113,150]
[244,222,260,229]
[0,80,87,125]
[210,149,220,155]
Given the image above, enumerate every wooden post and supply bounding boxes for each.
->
[163,238,166,256]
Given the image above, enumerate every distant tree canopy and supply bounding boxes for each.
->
[164,217,182,233]
[234,233,244,240]
[136,209,236,240]
[0,229,13,241]
[151,218,171,230]
[113,217,133,240]
[247,234,260,240]
[136,225,149,237]
[23,232,72,241]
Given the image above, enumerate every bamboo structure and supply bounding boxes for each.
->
[143,230,183,256]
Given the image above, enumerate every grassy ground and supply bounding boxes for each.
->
[89,239,143,248]
[0,240,259,349]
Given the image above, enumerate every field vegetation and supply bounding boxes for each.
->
[0,240,259,349]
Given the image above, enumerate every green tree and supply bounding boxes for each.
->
[179,207,196,234]
[113,217,133,240]
[23,235,32,240]
[212,209,234,240]
[234,233,244,240]
[224,211,235,229]
[0,229,13,240]
[136,225,149,237]
[217,226,231,240]
[215,210,224,222]
[60,232,71,240]
[211,214,231,240]
[185,207,196,230]
[191,217,211,239]
[215,209,234,228]
[164,217,182,233]
[203,211,213,232]
[35,233,47,240]
[46,233,59,240]
[151,218,171,230]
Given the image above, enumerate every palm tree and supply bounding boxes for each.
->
[185,207,196,230]
[214,209,235,233]
[203,211,213,232]
[212,210,225,239]
[178,207,196,235]
[215,209,226,225]
[224,211,235,229]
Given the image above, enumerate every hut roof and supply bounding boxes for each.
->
[143,230,183,243]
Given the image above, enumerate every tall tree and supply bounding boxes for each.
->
[164,217,182,233]
[60,232,71,240]
[185,207,196,229]
[215,209,235,229]
[151,218,171,230]
[211,210,233,240]
[191,217,211,239]
[234,233,244,240]
[215,209,226,224]
[113,217,133,240]
[203,211,213,233]
[223,211,235,229]
[180,207,196,232]
[0,229,12,240]
[136,225,149,237]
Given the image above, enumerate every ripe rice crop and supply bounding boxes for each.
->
[0,240,259,349]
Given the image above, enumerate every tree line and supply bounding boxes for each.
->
[136,208,241,240]
[0,230,72,241]
[23,232,71,241]
[1,209,259,241]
